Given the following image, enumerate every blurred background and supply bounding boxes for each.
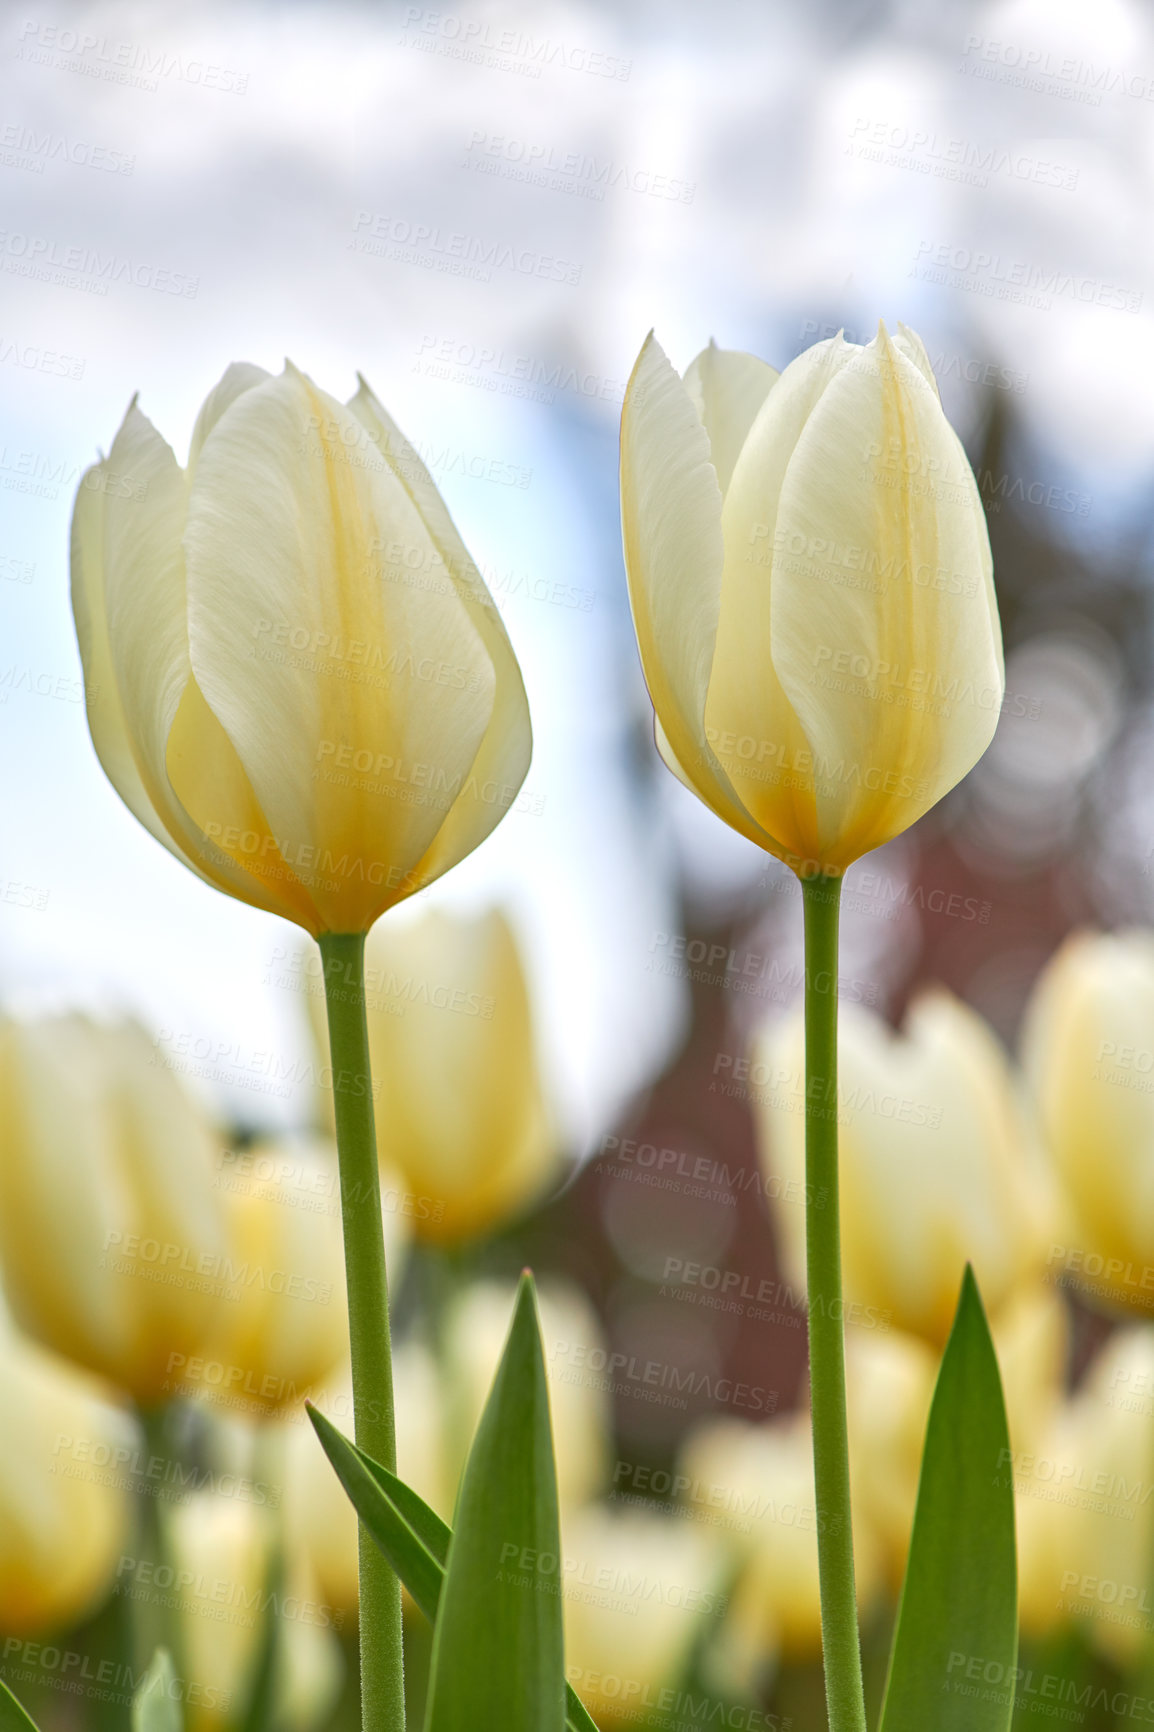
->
[3,0,1154,1727]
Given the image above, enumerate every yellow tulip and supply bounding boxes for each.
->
[164,1493,343,1732]
[0,1015,230,1403]
[561,1504,729,1725]
[1015,1325,1154,1668]
[1022,930,1154,1317]
[755,989,1050,1344]
[0,1313,135,1634]
[71,363,532,937]
[677,1412,883,1682]
[351,908,557,1244]
[620,327,1002,876]
[185,1137,410,1417]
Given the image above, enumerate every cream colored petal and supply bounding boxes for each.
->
[348,378,532,891]
[709,336,856,861]
[182,365,497,934]
[188,361,272,470]
[893,322,940,395]
[70,450,198,865]
[1022,932,1154,1306]
[621,334,781,854]
[364,908,555,1243]
[682,341,779,496]
[768,327,1002,867]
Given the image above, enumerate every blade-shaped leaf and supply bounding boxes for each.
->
[0,1678,41,1732]
[308,1402,601,1732]
[131,1649,181,1732]
[428,1273,562,1730]
[878,1265,1017,1732]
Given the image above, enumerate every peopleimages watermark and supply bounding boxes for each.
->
[412,333,627,407]
[397,9,631,82]
[15,20,249,95]
[959,33,1154,108]
[611,1458,842,1539]
[709,1051,939,1133]
[0,120,134,176]
[649,932,880,1010]
[463,130,694,202]
[846,117,1078,191]
[50,1434,278,1508]
[350,210,582,287]
[494,1543,726,1618]
[114,1556,344,1630]
[597,1133,817,1211]
[1,1641,229,1714]
[944,1650,1154,1723]
[911,239,1142,314]
[564,1669,790,1730]
[549,1339,778,1416]
[661,1257,891,1333]
[1046,1242,1154,1305]
[0,229,198,298]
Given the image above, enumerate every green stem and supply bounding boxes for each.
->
[319,931,405,1732]
[801,874,866,1732]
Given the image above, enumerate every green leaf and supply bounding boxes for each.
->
[0,1678,42,1732]
[878,1265,1017,1732]
[423,1272,565,1732]
[131,1649,181,1732]
[307,1403,601,1732]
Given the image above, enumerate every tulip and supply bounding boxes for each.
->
[0,1014,230,1404]
[561,1504,729,1724]
[281,1342,449,1616]
[755,989,1051,1344]
[620,327,1002,878]
[165,1493,343,1732]
[321,907,557,1245]
[1016,1325,1154,1669]
[677,1412,883,1689]
[188,1138,408,1417]
[71,362,532,938]
[0,1310,135,1634]
[1022,930,1154,1317]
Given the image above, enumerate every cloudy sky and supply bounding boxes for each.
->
[2,0,1152,1148]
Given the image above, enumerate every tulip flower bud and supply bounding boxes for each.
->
[755,989,1051,1344]
[188,1138,408,1417]
[561,1505,729,1721]
[1022,930,1154,1317]
[71,363,532,936]
[0,1312,135,1634]
[0,1015,230,1403]
[165,1494,343,1732]
[621,327,1003,876]
[677,1413,882,1682]
[331,907,557,1244]
[1016,1326,1154,1666]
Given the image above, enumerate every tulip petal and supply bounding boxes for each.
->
[348,378,532,887]
[71,452,196,866]
[182,366,498,933]
[621,334,781,853]
[682,341,779,496]
[708,339,856,861]
[188,361,272,471]
[767,327,1001,865]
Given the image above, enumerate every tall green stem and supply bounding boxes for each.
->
[319,931,405,1732]
[801,874,866,1732]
